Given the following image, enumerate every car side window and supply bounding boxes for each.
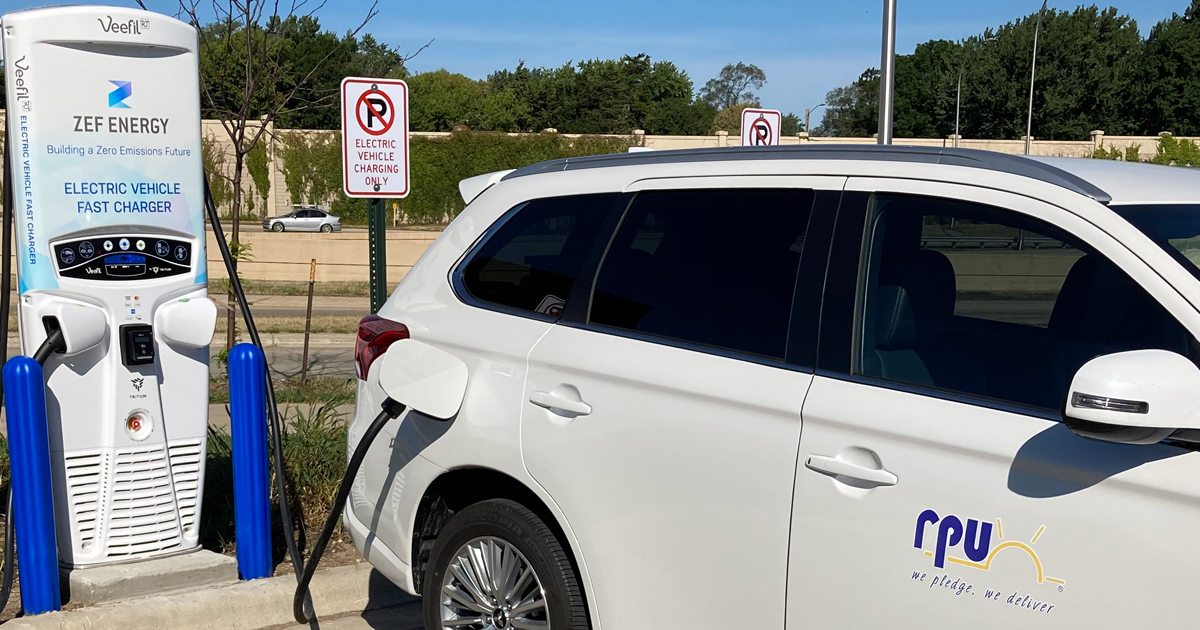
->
[857,193,1198,411]
[461,193,617,317]
[589,188,814,360]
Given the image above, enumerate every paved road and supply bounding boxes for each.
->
[217,294,372,317]
[236,338,357,379]
[5,293,371,317]
[5,333,358,380]
[274,603,424,630]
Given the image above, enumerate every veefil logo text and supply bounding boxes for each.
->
[108,80,131,108]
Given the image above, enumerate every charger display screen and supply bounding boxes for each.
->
[54,236,191,281]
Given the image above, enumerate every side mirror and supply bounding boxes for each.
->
[378,339,468,420]
[1063,349,1200,445]
[155,297,217,348]
[41,300,108,356]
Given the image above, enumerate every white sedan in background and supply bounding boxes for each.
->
[262,207,342,233]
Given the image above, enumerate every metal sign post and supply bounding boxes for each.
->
[369,199,387,313]
[340,77,410,314]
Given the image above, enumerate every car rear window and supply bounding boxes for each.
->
[460,193,617,317]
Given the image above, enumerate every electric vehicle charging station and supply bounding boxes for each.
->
[2,6,216,567]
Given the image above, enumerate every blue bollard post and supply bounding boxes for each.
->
[227,343,272,580]
[2,356,61,615]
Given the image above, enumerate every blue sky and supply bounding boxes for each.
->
[0,0,1191,115]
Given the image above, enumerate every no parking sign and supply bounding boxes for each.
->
[741,108,782,146]
[341,77,410,197]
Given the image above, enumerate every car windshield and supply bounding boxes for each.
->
[1115,204,1200,283]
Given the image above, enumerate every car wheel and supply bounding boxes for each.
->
[272,222,285,232]
[423,499,589,630]
[319,223,333,233]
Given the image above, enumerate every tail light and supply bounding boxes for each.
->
[355,315,409,380]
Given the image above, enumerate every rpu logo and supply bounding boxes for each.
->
[109,81,132,109]
[914,509,1065,589]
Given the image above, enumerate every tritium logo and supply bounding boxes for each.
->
[109,81,132,109]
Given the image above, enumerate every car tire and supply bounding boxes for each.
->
[272,222,285,232]
[423,499,589,630]
[319,223,333,233]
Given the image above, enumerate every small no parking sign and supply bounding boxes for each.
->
[741,108,782,147]
[341,77,410,197]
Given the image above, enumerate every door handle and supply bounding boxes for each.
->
[529,390,592,416]
[805,454,897,487]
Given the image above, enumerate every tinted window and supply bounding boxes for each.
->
[858,194,1197,411]
[1115,204,1200,283]
[461,194,616,316]
[590,189,813,359]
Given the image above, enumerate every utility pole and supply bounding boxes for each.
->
[1025,0,1049,156]
[805,104,826,134]
[878,0,898,145]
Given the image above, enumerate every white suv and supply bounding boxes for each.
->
[346,146,1200,629]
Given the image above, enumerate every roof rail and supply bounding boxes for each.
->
[501,144,1112,204]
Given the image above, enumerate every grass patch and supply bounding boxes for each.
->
[209,375,356,405]
[210,279,398,297]
[214,314,360,335]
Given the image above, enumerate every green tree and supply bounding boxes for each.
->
[486,54,713,134]
[781,112,802,136]
[700,62,766,110]
[408,70,486,131]
[819,5,1144,140]
[711,103,754,134]
[1140,0,1200,135]
[817,69,880,137]
[184,0,381,349]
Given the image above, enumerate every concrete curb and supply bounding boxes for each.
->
[6,563,415,630]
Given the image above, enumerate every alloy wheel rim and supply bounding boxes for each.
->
[440,536,549,629]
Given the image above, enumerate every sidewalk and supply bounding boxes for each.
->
[4,563,421,630]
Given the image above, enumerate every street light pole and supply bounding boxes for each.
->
[1025,0,1049,156]
[805,103,826,134]
[878,0,897,145]
[955,63,965,149]
[955,37,996,149]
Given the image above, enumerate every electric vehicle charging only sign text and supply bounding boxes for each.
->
[341,77,410,198]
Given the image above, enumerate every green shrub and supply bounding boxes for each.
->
[1152,134,1200,167]
[200,403,351,557]
[279,130,636,224]
[246,140,271,213]
[203,133,234,212]
[1090,143,1143,162]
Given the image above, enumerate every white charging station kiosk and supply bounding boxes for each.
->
[2,6,216,566]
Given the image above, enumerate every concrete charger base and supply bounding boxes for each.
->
[61,549,237,606]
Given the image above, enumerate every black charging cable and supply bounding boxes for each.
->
[0,116,15,616]
[204,175,408,625]
[202,177,311,616]
[292,398,406,624]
